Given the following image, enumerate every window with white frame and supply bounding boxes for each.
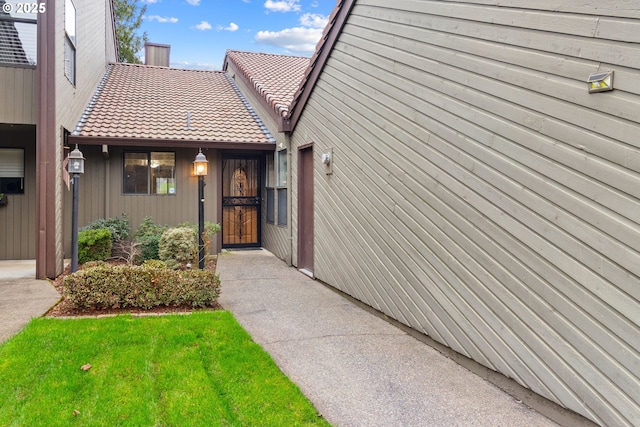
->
[265,153,275,223]
[276,149,287,226]
[123,152,175,195]
[0,148,25,194]
[64,0,76,84]
[277,149,287,187]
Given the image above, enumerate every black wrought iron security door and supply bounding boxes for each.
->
[222,157,260,247]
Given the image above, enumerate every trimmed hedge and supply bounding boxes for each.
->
[78,228,112,264]
[63,261,221,310]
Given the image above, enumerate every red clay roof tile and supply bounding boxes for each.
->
[72,63,274,144]
[224,50,309,118]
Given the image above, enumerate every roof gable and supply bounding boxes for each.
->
[224,50,309,129]
[71,63,275,147]
[283,0,356,132]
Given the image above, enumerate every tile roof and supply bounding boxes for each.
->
[224,50,310,118]
[72,63,275,145]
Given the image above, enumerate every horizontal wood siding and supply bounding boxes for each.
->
[0,67,37,124]
[291,1,640,426]
[0,126,36,259]
[63,147,221,256]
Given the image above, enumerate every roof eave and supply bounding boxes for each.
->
[284,0,356,133]
[68,135,276,151]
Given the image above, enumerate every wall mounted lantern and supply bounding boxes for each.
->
[322,148,333,175]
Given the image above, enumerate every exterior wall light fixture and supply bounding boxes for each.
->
[67,145,85,272]
[193,149,208,269]
[588,70,614,93]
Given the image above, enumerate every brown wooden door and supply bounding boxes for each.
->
[298,146,313,274]
[222,157,260,247]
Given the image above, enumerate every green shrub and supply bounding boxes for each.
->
[78,228,112,264]
[81,213,130,243]
[141,259,167,269]
[63,263,220,310]
[132,216,168,263]
[137,234,162,263]
[177,221,220,252]
[159,227,197,269]
[133,216,168,240]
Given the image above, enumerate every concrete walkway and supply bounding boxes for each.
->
[0,260,61,344]
[217,249,559,427]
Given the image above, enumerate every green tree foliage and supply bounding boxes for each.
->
[114,0,148,63]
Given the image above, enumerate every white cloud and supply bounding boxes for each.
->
[264,0,300,13]
[195,21,212,30]
[255,27,323,53]
[217,22,239,32]
[300,13,328,29]
[141,0,159,3]
[186,0,200,5]
[145,15,178,23]
[171,61,219,70]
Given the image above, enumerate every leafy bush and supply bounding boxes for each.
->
[136,235,161,262]
[159,227,197,269]
[81,213,130,243]
[133,216,168,240]
[141,259,167,269]
[133,216,168,263]
[78,228,112,264]
[63,263,220,310]
[177,221,220,251]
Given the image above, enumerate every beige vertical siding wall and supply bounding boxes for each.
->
[228,73,291,262]
[0,67,37,124]
[55,0,116,267]
[0,126,36,258]
[63,146,221,256]
[290,1,640,426]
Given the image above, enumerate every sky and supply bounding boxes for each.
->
[138,0,336,70]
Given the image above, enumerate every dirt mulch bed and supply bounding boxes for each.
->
[47,258,222,318]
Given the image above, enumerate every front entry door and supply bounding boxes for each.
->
[298,146,314,274]
[222,157,260,247]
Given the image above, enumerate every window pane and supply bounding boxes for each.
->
[65,0,76,45]
[266,188,274,224]
[150,152,175,195]
[266,154,274,187]
[123,153,148,194]
[64,37,75,84]
[277,149,287,187]
[0,2,38,66]
[0,148,24,177]
[277,188,287,226]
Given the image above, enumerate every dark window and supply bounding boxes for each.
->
[266,188,274,223]
[0,148,25,194]
[123,152,175,195]
[265,154,275,223]
[277,188,287,226]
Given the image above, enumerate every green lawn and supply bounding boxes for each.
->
[0,312,330,427]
